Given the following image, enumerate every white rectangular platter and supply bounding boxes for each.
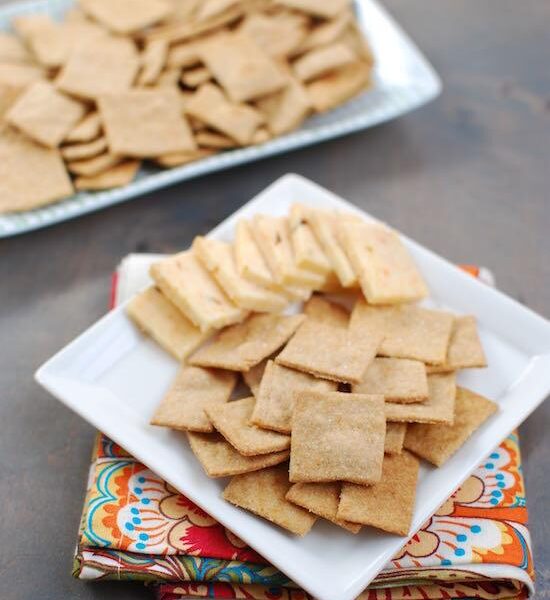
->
[35,174,550,600]
[0,0,441,238]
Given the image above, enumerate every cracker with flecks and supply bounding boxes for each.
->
[337,451,419,536]
[404,387,497,466]
[199,31,287,102]
[288,204,332,276]
[189,313,305,370]
[188,432,289,477]
[252,215,326,288]
[80,0,172,35]
[150,251,247,332]
[126,286,210,360]
[303,295,349,328]
[290,391,385,485]
[223,464,316,536]
[0,128,73,213]
[350,301,455,366]
[193,236,287,313]
[385,373,456,424]
[98,89,196,157]
[206,396,290,455]
[286,482,360,533]
[384,423,407,454]
[56,36,139,101]
[242,358,268,397]
[185,83,264,145]
[276,318,381,384]
[6,81,86,148]
[338,221,429,304]
[251,360,336,433]
[353,358,428,403]
[75,160,141,190]
[308,209,359,287]
[427,316,487,373]
[151,365,236,432]
[307,61,371,113]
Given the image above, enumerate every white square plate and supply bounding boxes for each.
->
[36,174,550,600]
[0,0,441,238]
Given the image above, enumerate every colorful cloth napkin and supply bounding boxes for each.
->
[73,254,534,599]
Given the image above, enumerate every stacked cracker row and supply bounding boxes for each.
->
[126,204,497,537]
[0,0,373,213]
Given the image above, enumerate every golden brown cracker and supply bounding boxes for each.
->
[337,451,419,535]
[74,160,141,190]
[338,221,429,304]
[138,39,169,86]
[296,11,351,54]
[350,301,455,366]
[155,148,216,167]
[151,365,237,432]
[80,0,172,34]
[0,62,44,88]
[384,423,407,455]
[290,391,385,485]
[61,137,108,162]
[98,88,196,157]
[188,432,289,477]
[180,66,211,88]
[0,128,73,213]
[242,358,268,397]
[286,482,360,533]
[288,204,332,275]
[307,61,371,112]
[293,42,356,82]
[234,219,275,288]
[303,295,348,328]
[0,32,32,64]
[404,387,497,466]
[427,316,487,373]
[385,373,456,424]
[206,396,290,455]
[67,153,122,177]
[223,464,316,535]
[6,81,86,148]
[150,250,247,332]
[189,313,305,371]
[251,360,336,433]
[126,286,210,360]
[276,318,381,384]
[65,111,102,144]
[353,358,428,404]
[194,130,235,149]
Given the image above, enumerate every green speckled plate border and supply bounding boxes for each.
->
[0,0,441,237]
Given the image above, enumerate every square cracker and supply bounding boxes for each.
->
[6,81,86,148]
[199,31,287,102]
[98,89,195,157]
[193,236,287,313]
[288,204,332,276]
[338,221,429,304]
[56,36,139,101]
[61,137,108,162]
[74,160,141,190]
[286,482,361,533]
[251,215,325,288]
[307,61,371,113]
[151,365,235,432]
[185,83,264,145]
[0,128,73,213]
[150,251,247,332]
[189,313,305,371]
[276,318,382,384]
[337,451,419,536]
[293,42,356,82]
[353,358,428,404]
[242,358,268,397]
[188,432,289,477]
[350,301,455,366]
[223,464,316,536]
[404,387,497,466]
[65,111,102,143]
[234,219,275,287]
[290,391,385,485]
[206,396,290,455]
[80,0,171,34]
[427,316,487,373]
[308,209,359,287]
[303,296,349,328]
[251,360,337,433]
[126,286,210,360]
[384,423,407,454]
[385,373,456,424]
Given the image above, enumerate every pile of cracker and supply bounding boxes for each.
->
[0,0,373,213]
[126,204,497,537]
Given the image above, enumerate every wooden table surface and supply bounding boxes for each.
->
[0,1,549,599]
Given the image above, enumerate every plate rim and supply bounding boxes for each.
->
[35,173,550,600]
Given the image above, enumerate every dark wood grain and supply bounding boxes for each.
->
[0,1,549,598]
